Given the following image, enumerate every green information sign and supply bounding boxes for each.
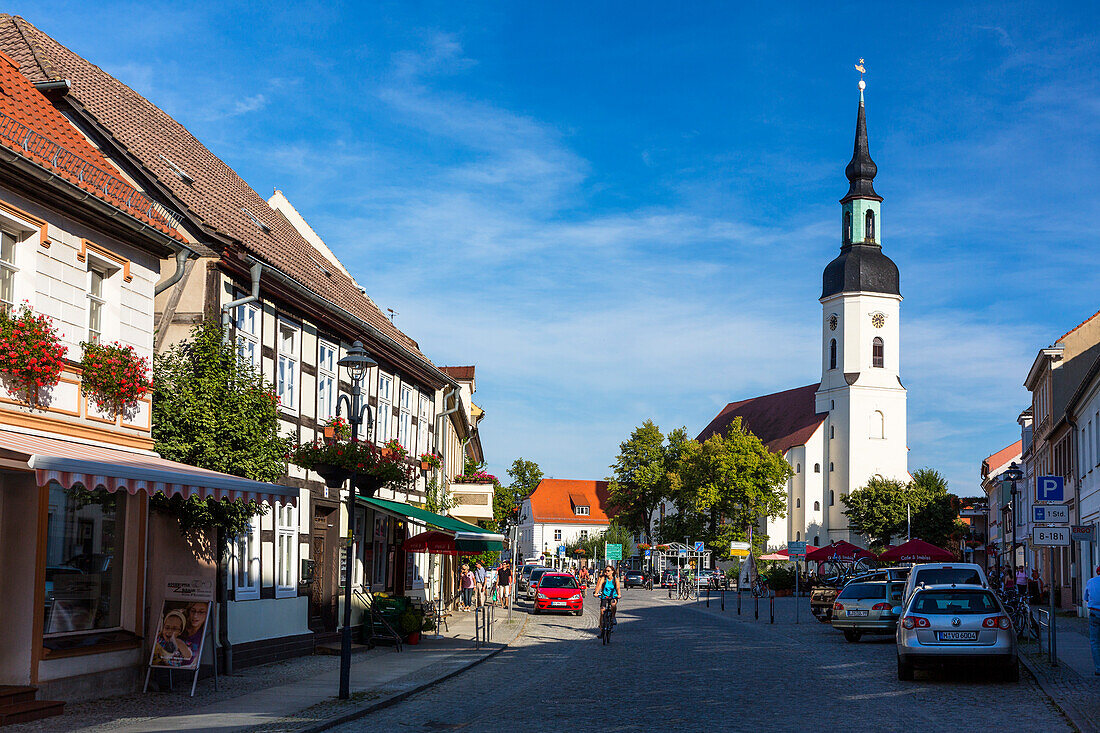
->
[605,543,623,561]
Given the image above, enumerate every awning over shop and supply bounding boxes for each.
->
[358,495,504,551]
[0,430,297,505]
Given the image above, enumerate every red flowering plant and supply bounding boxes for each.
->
[320,415,351,440]
[80,340,150,417]
[452,470,498,484]
[289,436,411,492]
[418,453,441,470]
[0,303,67,406]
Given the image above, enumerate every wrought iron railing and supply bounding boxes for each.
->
[0,110,183,233]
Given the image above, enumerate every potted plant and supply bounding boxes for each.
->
[0,303,66,406]
[289,437,412,491]
[419,453,440,472]
[321,415,351,441]
[452,470,498,484]
[80,340,150,418]
[399,609,422,645]
[421,616,435,634]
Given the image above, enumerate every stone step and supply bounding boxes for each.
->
[0,700,65,727]
[0,687,35,707]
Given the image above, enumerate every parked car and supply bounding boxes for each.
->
[896,584,1018,681]
[661,570,678,588]
[518,564,542,592]
[624,570,646,588]
[811,585,841,621]
[849,567,911,584]
[532,572,584,615]
[695,569,714,587]
[526,568,552,599]
[902,563,989,601]
[830,581,905,641]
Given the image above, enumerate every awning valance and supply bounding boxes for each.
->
[0,430,296,506]
[358,495,504,550]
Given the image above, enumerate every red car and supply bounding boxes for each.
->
[532,572,584,616]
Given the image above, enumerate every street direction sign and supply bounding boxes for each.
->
[787,540,807,557]
[1032,526,1070,546]
[1072,525,1096,542]
[729,541,751,551]
[1036,475,1065,503]
[1033,504,1069,523]
[605,543,623,561]
[693,541,705,552]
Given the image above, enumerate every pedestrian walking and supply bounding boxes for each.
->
[1015,567,1028,597]
[1085,565,1100,676]
[1028,569,1045,605]
[460,563,475,611]
[498,561,512,608]
[474,560,487,608]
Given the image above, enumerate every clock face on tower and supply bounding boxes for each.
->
[871,312,886,328]
[829,314,838,331]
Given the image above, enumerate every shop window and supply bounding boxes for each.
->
[275,503,297,598]
[235,300,260,371]
[0,229,17,311]
[231,517,261,600]
[277,321,299,413]
[44,484,126,634]
[317,340,337,421]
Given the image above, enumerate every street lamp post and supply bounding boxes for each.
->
[1003,462,1024,580]
[335,341,376,701]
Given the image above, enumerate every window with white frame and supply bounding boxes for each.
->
[418,394,430,455]
[574,505,590,516]
[86,265,107,344]
[554,529,562,541]
[277,321,299,413]
[232,517,261,600]
[580,530,589,540]
[0,230,17,311]
[235,301,261,371]
[317,340,337,421]
[376,373,393,443]
[398,385,413,449]
[275,503,297,597]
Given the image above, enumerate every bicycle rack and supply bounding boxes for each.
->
[1035,608,1056,666]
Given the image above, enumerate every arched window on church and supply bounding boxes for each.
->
[813,501,820,511]
[865,210,875,242]
[796,531,801,541]
[796,498,801,508]
[829,490,835,506]
[843,211,852,244]
[830,425,835,439]
[796,463,801,473]
[873,337,884,368]
[830,462,835,472]
[829,339,837,370]
[871,410,885,439]
[814,463,820,473]
[814,535,820,546]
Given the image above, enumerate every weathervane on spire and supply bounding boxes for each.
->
[855,58,866,92]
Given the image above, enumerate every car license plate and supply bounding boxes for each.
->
[551,601,566,607]
[848,609,869,617]
[937,631,977,641]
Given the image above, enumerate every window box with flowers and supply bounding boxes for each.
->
[0,303,66,406]
[289,434,412,495]
[452,471,498,485]
[418,453,440,472]
[80,341,150,418]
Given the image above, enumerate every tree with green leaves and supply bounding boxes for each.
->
[151,321,290,537]
[607,420,686,545]
[842,468,966,551]
[840,475,909,548]
[563,522,635,563]
[673,417,791,557]
[498,458,543,535]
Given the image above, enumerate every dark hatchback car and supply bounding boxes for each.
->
[624,570,646,588]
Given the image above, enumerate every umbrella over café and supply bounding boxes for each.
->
[403,530,479,556]
[759,546,822,561]
[805,540,876,562]
[876,538,954,563]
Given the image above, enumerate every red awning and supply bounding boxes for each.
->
[805,540,876,562]
[404,530,480,556]
[0,430,296,505]
[876,539,954,563]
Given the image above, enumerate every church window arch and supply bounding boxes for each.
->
[796,498,801,508]
[871,410,885,439]
[796,531,801,541]
[843,211,852,244]
[796,463,801,474]
[814,463,821,473]
[829,339,837,370]
[830,425,835,439]
[829,490,835,506]
[814,535,820,546]
[813,501,820,511]
[830,462,835,472]
[872,337,884,368]
[865,210,875,242]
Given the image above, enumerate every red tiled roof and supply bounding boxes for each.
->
[440,366,475,380]
[0,15,425,360]
[0,48,182,240]
[984,440,1022,475]
[529,479,611,525]
[697,383,827,455]
[1058,309,1100,344]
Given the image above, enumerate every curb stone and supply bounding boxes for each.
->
[1019,650,1098,733]
[299,613,530,733]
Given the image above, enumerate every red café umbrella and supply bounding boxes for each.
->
[804,540,876,562]
[876,538,954,563]
[403,530,478,556]
[759,546,822,561]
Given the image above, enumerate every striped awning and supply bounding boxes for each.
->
[0,430,296,506]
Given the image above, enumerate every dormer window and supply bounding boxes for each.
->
[570,493,590,516]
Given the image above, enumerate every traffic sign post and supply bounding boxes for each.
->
[1035,475,1065,503]
[1033,505,1069,524]
[787,541,807,624]
[694,541,705,552]
[605,543,623,562]
[1033,522,1069,667]
[1032,526,1070,546]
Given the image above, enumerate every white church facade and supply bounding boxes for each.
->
[697,84,909,550]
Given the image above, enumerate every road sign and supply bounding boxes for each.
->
[1071,525,1096,542]
[693,541,705,552]
[557,545,565,557]
[605,543,623,561]
[678,548,687,557]
[787,540,807,557]
[644,549,652,558]
[1033,504,1069,524]
[1032,526,1070,546]
[1036,475,1065,503]
[728,549,751,557]
[729,541,751,551]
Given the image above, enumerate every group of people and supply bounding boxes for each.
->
[992,564,1048,605]
[457,559,514,611]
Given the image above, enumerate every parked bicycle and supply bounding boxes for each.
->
[750,574,770,598]
[999,588,1039,641]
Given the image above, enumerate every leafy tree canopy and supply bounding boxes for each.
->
[607,420,686,545]
[842,468,966,551]
[497,458,543,535]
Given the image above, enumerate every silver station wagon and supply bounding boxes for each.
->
[831,580,904,642]
[896,585,1018,681]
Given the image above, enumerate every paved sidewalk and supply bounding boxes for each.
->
[9,604,526,733]
[1020,613,1100,733]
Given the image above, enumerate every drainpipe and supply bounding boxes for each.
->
[1069,414,1082,613]
[154,246,195,296]
[220,261,263,344]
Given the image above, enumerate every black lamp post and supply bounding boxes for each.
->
[1002,462,1024,578]
[335,341,376,700]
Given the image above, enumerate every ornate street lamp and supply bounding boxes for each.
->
[335,340,376,700]
[1002,462,1024,578]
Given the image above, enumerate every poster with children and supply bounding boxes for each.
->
[148,577,213,671]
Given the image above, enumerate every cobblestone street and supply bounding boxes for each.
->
[337,589,1071,732]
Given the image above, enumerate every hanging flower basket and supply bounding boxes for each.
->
[80,340,150,417]
[353,474,385,497]
[313,463,353,488]
[418,453,440,472]
[290,437,411,491]
[0,303,66,406]
[453,470,498,484]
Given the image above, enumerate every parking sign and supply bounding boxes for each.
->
[1035,475,1064,503]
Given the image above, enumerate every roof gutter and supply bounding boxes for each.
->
[154,245,196,296]
[241,254,457,389]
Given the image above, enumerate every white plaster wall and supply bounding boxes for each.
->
[227,596,310,644]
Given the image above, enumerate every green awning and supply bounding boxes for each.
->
[357,495,504,551]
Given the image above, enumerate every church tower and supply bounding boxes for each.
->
[815,79,909,543]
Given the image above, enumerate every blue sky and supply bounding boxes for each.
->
[18,2,1100,496]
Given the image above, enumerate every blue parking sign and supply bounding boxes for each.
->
[1036,476,1064,503]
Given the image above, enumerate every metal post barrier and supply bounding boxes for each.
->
[721,586,725,611]
[738,589,742,615]
[473,606,480,649]
[707,585,710,608]
[770,593,774,624]
[754,593,759,620]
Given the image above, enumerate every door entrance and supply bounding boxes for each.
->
[309,504,337,632]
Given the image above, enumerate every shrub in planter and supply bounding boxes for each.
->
[0,304,66,406]
[399,609,422,644]
[765,565,796,591]
[80,340,150,417]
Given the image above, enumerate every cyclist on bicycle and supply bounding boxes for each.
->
[593,565,621,632]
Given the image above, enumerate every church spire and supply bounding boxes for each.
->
[841,77,881,203]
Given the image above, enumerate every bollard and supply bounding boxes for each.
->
[721,587,725,611]
[737,589,742,615]
[754,594,759,620]
[770,593,774,624]
[707,585,710,608]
